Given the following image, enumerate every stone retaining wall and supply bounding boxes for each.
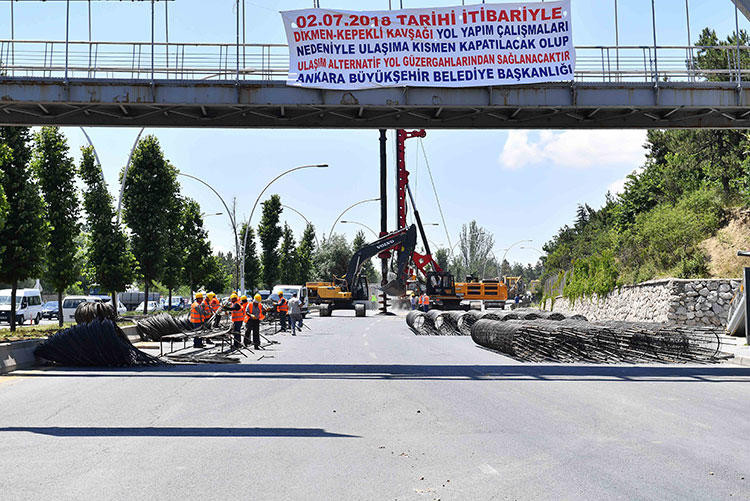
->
[550,278,741,327]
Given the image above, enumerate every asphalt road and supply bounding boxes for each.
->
[1,312,749,500]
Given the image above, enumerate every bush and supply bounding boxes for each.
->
[563,250,620,303]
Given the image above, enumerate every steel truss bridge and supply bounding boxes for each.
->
[1,39,750,128]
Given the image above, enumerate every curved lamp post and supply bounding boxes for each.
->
[341,220,378,239]
[521,245,545,255]
[178,171,240,288]
[240,163,329,294]
[328,198,380,241]
[282,204,320,248]
[115,127,146,224]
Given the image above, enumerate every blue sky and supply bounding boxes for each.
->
[2,1,747,265]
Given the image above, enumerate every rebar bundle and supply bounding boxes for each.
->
[134,313,193,341]
[471,319,730,364]
[74,302,117,324]
[34,319,162,367]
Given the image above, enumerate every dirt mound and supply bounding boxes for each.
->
[700,208,750,278]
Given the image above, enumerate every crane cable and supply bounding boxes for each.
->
[418,138,452,252]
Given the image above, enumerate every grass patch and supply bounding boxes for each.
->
[0,323,74,342]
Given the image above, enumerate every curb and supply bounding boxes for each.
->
[0,339,43,375]
[730,354,750,367]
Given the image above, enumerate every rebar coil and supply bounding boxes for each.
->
[35,318,162,367]
[406,310,427,335]
[75,302,118,324]
[438,311,465,336]
[458,310,483,336]
[135,313,192,341]
[471,318,726,364]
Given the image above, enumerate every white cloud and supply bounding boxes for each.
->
[607,177,628,195]
[499,130,647,170]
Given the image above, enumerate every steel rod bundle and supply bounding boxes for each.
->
[35,318,162,367]
[406,310,428,335]
[74,302,117,324]
[471,319,729,364]
[134,313,193,341]
[458,311,483,336]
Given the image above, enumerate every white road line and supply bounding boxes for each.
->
[479,463,499,476]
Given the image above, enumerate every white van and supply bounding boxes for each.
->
[0,289,43,325]
[61,295,105,323]
[271,285,309,316]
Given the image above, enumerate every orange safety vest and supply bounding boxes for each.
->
[423,295,430,306]
[277,297,288,312]
[209,298,220,314]
[418,295,424,305]
[230,300,244,322]
[190,301,204,324]
[246,301,265,321]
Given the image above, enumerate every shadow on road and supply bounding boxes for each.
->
[17,363,750,382]
[0,426,358,438]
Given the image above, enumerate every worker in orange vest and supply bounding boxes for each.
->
[245,294,265,349]
[207,292,221,327]
[190,292,206,330]
[223,293,244,341]
[421,292,431,312]
[276,291,289,332]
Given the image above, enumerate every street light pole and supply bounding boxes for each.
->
[177,171,240,289]
[328,198,380,241]
[240,164,329,295]
[282,204,320,248]
[341,220,378,239]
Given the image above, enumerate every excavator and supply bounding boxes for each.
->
[309,129,508,315]
[307,225,417,317]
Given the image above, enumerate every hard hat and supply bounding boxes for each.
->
[207,292,215,298]
[254,294,262,302]
[240,295,248,302]
[195,292,204,299]
[230,293,238,300]
[278,291,284,297]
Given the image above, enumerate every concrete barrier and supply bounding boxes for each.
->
[0,339,43,375]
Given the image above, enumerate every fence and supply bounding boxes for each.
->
[1,40,750,85]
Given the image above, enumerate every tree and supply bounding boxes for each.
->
[695,28,750,82]
[32,127,81,326]
[161,195,185,310]
[352,230,378,283]
[314,234,351,280]
[79,146,135,309]
[455,221,495,279]
[203,254,231,294]
[121,135,179,314]
[0,146,9,248]
[0,127,48,332]
[257,195,283,288]
[295,223,317,283]
[181,198,213,296]
[240,223,261,292]
[434,248,450,272]
[278,224,298,284]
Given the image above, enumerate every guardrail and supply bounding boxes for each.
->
[1,40,749,85]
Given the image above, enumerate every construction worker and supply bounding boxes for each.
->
[245,294,265,349]
[207,292,221,327]
[421,292,431,313]
[223,293,244,347]
[410,292,417,310]
[190,292,206,330]
[276,291,289,332]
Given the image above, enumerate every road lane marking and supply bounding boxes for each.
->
[479,464,499,476]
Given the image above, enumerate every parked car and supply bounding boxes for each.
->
[96,296,127,316]
[0,289,43,325]
[135,301,162,313]
[61,295,105,323]
[41,301,60,320]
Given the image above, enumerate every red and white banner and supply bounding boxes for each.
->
[281,1,574,90]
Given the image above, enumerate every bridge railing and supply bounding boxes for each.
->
[1,40,749,85]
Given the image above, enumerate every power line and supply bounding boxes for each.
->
[418,138,451,252]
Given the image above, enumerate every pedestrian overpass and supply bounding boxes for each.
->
[1,2,750,130]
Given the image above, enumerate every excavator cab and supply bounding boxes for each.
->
[425,271,455,297]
